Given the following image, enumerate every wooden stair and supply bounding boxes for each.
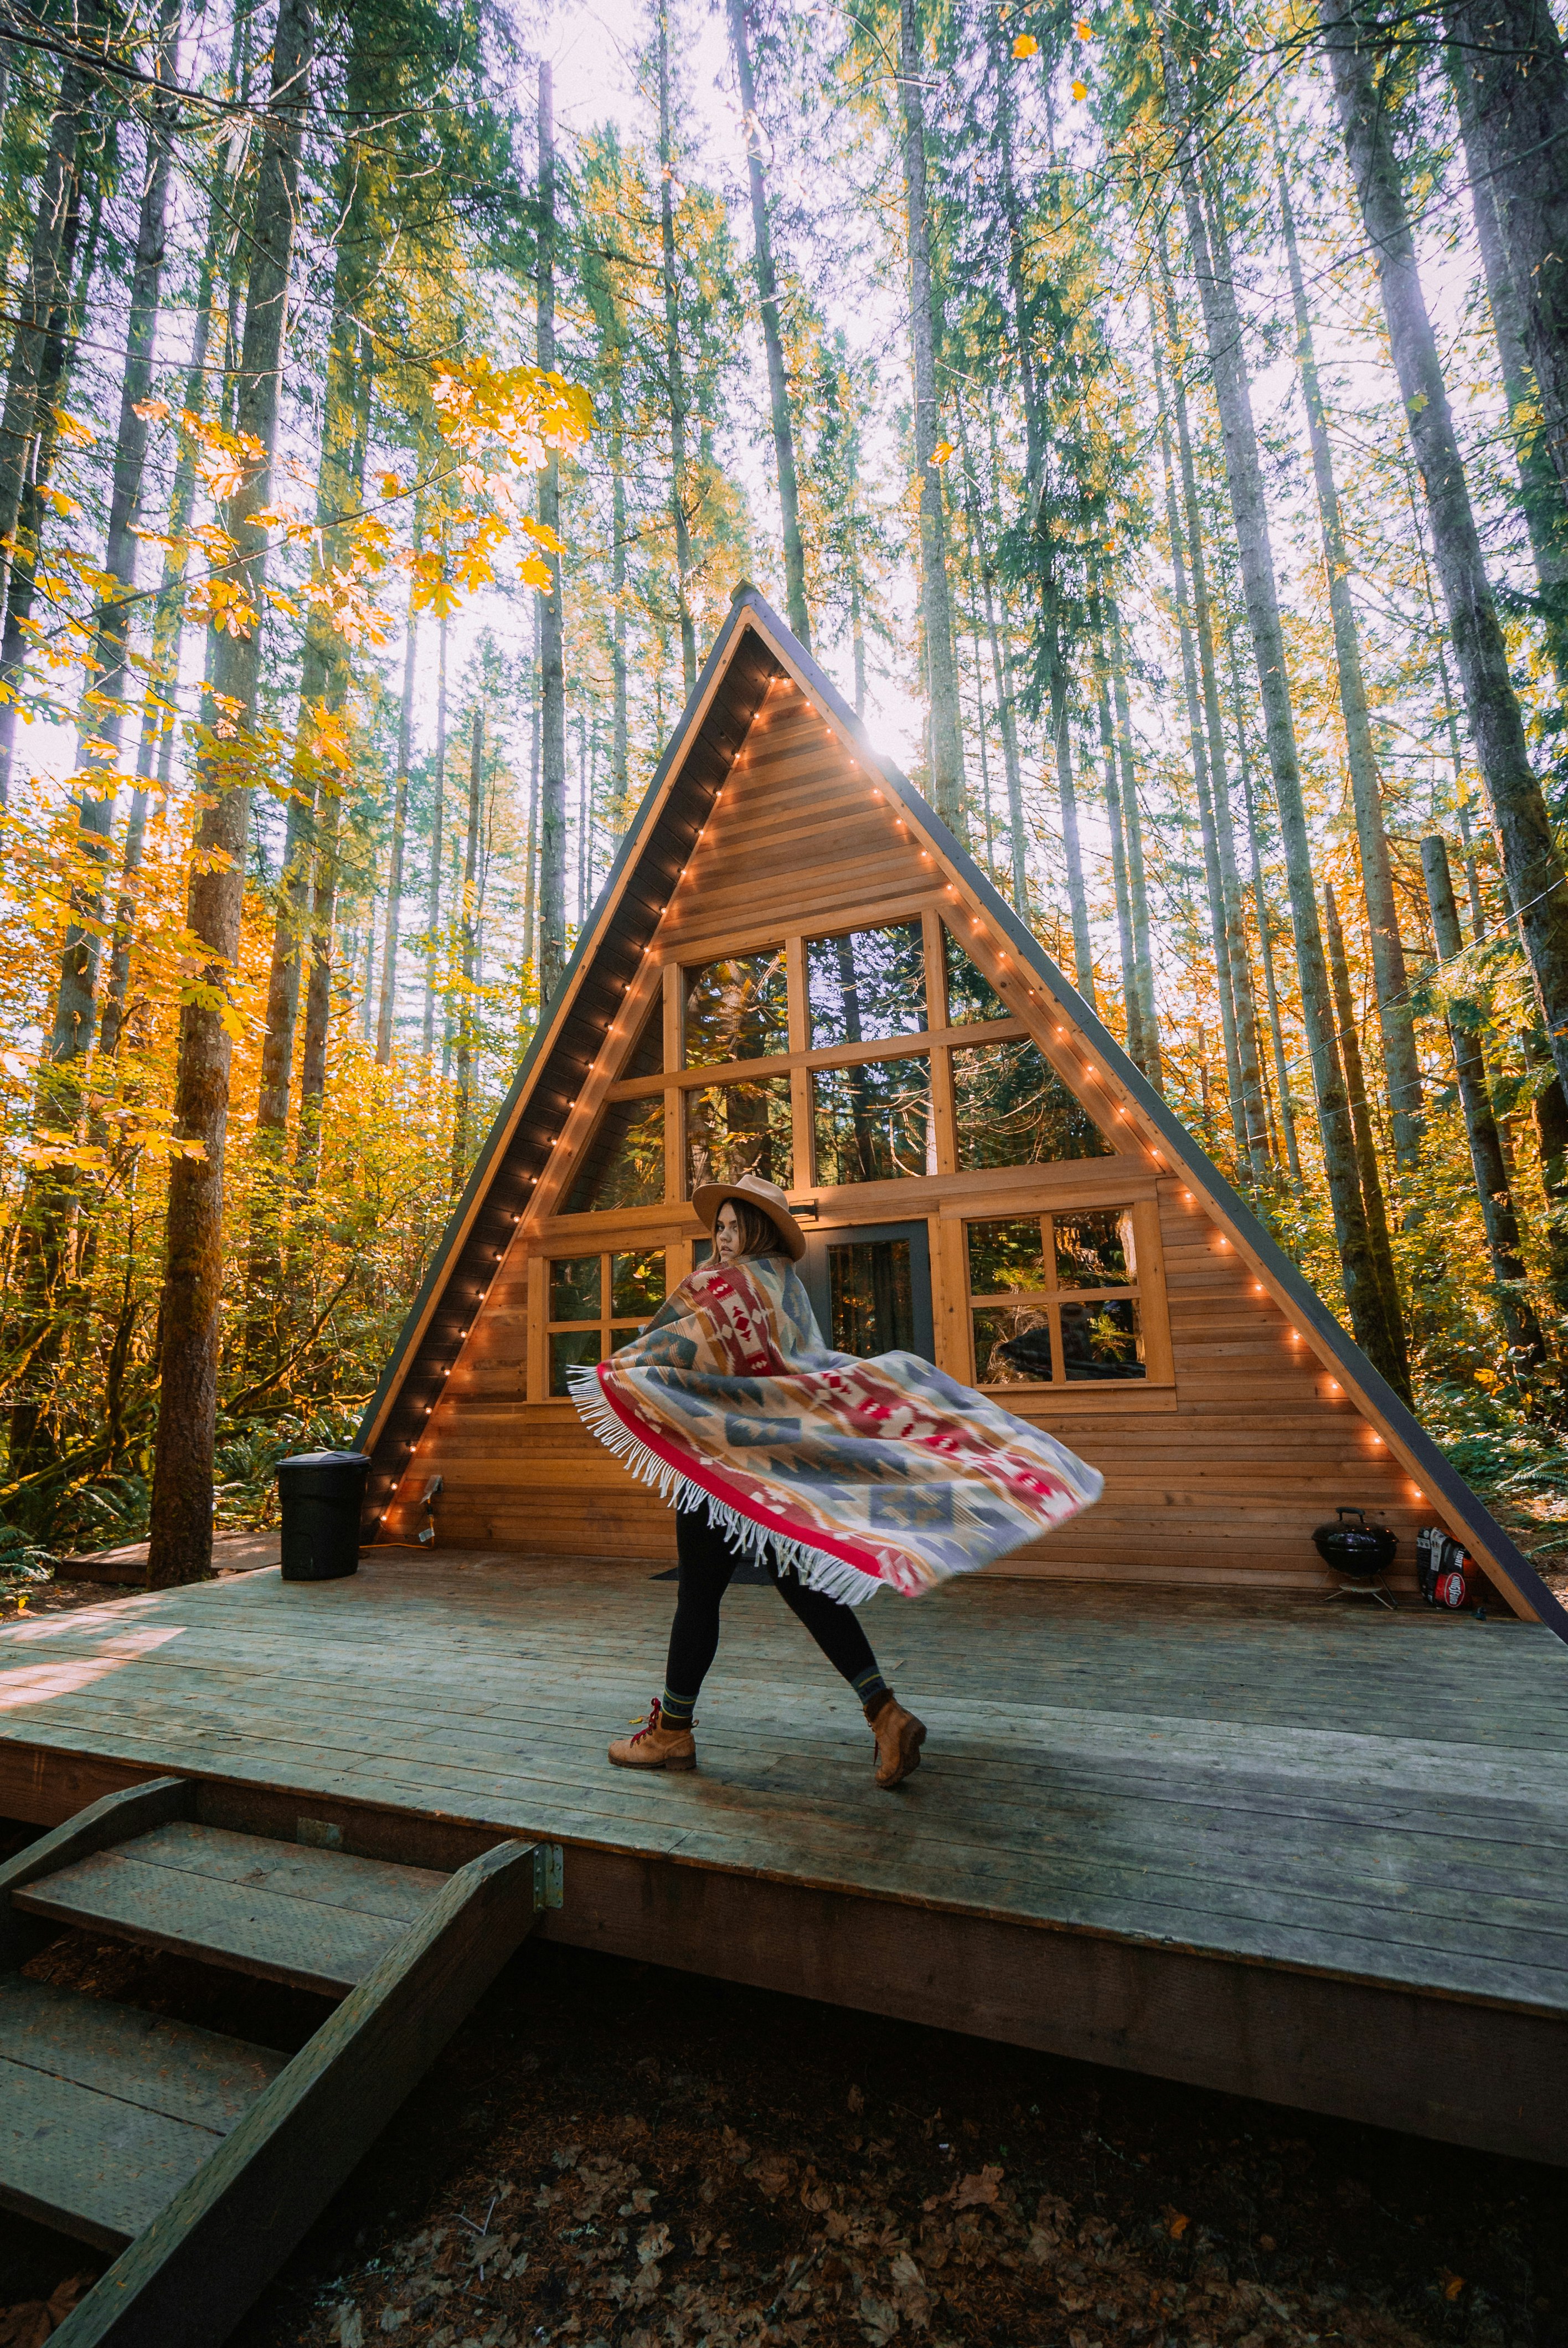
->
[0,1776,554,2346]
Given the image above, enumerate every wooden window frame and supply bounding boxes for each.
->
[525,907,1165,1412]
[962,1200,1173,1391]
[541,1243,669,1396]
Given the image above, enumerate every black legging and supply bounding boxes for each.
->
[666,1497,880,1702]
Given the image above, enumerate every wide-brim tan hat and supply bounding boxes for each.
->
[691,1168,807,1261]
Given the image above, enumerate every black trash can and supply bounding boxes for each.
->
[276,1450,369,1582]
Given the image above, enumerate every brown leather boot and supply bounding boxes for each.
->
[608,1697,697,1772]
[866,1692,926,1789]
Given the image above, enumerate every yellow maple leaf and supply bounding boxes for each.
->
[519,553,551,589]
[1012,32,1038,56]
[1072,76,1088,98]
[133,397,173,423]
[931,438,956,465]
[1076,16,1091,35]
[379,471,403,498]
[412,573,461,619]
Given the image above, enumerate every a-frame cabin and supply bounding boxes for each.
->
[357,586,1566,1632]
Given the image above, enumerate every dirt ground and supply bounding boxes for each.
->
[0,1917,1561,2348]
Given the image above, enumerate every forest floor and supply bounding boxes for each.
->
[0,1923,1560,2348]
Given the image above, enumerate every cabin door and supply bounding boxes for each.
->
[798,1221,936,1364]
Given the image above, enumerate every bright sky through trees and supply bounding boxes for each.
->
[5,0,1568,1580]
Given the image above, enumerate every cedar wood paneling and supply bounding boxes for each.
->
[385,677,1437,1595]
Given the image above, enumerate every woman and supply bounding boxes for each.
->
[570,1172,1102,1790]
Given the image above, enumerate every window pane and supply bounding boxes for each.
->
[1054,1208,1136,1288]
[973,1304,1055,1386]
[686,1077,794,1188]
[684,950,788,1068]
[550,1329,602,1394]
[829,1238,915,1356]
[807,921,926,1047]
[549,1255,601,1322]
[813,1056,935,1185]
[563,1097,664,1214]
[1060,1297,1145,1381]
[967,1216,1046,1295]
[622,993,664,1078]
[611,1245,666,1319]
[943,925,1009,1025]
[610,1324,646,1352]
[952,1038,1112,1169]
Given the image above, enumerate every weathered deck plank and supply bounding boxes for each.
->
[3,1554,1567,2158]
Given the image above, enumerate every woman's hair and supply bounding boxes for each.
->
[719,1198,782,1259]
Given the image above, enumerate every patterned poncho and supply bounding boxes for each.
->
[569,1254,1103,1605]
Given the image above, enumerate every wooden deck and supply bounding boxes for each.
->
[2,1551,1566,2166]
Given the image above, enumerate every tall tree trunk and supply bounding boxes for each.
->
[377,578,419,1065]
[1422,833,1552,1377]
[1151,312,1244,1157]
[1109,602,1162,1089]
[1047,653,1096,1008]
[1321,3,1568,1113]
[422,609,447,1058]
[1164,50,1398,1383]
[451,711,483,1192]
[0,141,93,810]
[520,595,539,1033]
[610,361,629,831]
[249,25,377,1314]
[1276,140,1423,1171]
[537,61,568,1006]
[1098,665,1143,1069]
[1524,1023,1568,1326]
[0,22,98,792]
[1232,636,1303,1183]
[1156,231,1272,1185]
[952,414,994,868]
[1323,882,1411,1397]
[974,392,1029,911]
[656,9,697,697]
[282,323,374,1217]
[1445,39,1568,693]
[100,32,245,1063]
[1,175,94,1487]
[146,0,314,1590]
[898,0,964,835]
[729,0,809,647]
[4,7,178,1486]
[1443,0,1568,512]
[47,0,178,1055]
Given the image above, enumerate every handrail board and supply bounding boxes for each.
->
[0,1777,194,1970]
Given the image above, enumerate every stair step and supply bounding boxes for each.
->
[0,1975,285,2251]
[14,1821,451,1997]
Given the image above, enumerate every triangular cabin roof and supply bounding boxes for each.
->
[356,584,1568,1639]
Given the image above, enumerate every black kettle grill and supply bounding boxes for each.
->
[1313,1506,1399,1608]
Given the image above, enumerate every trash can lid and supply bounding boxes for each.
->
[276,1450,371,1472]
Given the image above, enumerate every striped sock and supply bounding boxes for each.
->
[852,1667,890,1715]
[659,1687,697,1729]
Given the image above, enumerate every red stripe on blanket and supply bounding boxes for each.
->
[683,1264,787,1377]
[592,1364,893,1589]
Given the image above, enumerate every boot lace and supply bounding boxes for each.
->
[626,1695,693,1743]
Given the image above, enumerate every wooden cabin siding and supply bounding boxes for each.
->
[379,672,1437,1597]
